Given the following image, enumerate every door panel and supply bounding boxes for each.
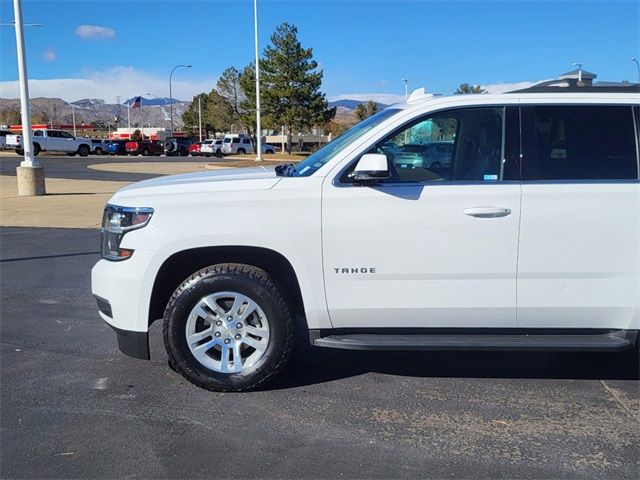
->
[517,105,639,329]
[322,183,521,328]
[322,106,522,329]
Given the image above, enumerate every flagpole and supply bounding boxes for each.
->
[127,99,130,131]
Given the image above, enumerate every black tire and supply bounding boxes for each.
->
[205,153,211,158]
[78,145,90,157]
[15,148,24,156]
[216,150,223,158]
[237,148,246,155]
[95,147,103,155]
[142,148,150,156]
[163,263,295,392]
[265,149,274,154]
[33,143,41,156]
[67,152,76,157]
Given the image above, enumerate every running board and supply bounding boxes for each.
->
[311,330,637,352]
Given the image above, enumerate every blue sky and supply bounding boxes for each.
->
[1,0,638,103]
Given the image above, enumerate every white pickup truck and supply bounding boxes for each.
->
[92,90,640,392]
[6,128,92,156]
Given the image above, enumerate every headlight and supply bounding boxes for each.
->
[101,204,153,261]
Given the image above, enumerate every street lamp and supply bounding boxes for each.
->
[146,92,165,129]
[169,64,191,136]
[253,0,263,161]
[4,0,45,196]
[631,58,640,84]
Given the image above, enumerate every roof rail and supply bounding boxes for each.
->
[407,87,434,103]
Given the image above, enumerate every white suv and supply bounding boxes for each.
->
[92,91,640,392]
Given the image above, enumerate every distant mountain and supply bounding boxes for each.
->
[328,99,388,110]
[0,96,190,129]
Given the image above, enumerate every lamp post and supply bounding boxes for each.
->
[402,79,408,100]
[631,58,640,85]
[253,0,262,161]
[146,92,166,129]
[71,104,76,136]
[8,0,45,195]
[169,64,191,136]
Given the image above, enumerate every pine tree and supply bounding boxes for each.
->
[239,63,257,138]
[454,83,486,94]
[354,100,379,121]
[260,22,335,153]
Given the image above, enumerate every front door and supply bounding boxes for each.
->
[322,106,522,328]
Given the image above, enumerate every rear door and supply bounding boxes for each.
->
[518,104,639,329]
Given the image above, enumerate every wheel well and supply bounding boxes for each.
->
[148,246,306,326]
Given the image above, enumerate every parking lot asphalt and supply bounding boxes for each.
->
[1,226,638,479]
[0,153,193,182]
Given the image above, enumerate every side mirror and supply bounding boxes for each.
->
[351,153,390,184]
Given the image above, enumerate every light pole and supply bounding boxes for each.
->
[572,62,583,85]
[631,58,640,84]
[402,79,408,100]
[169,64,191,136]
[71,104,76,136]
[253,0,263,161]
[7,0,45,195]
[146,92,166,129]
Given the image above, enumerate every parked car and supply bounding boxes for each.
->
[91,139,110,155]
[6,129,92,156]
[163,137,193,156]
[188,142,202,156]
[0,130,13,150]
[92,90,640,392]
[201,139,224,157]
[388,141,454,170]
[106,140,127,155]
[126,140,164,156]
[262,144,276,154]
[221,134,253,155]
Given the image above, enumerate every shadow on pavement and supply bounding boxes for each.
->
[263,342,640,390]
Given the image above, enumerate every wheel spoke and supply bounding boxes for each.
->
[219,344,232,372]
[242,335,267,352]
[192,303,216,323]
[232,343,243,371]
[244,324,268,338]
[187,327,213,345]
[238,300,258,322]
[228,294,247,317]
[191,338,218,358]
[202,297,225,317]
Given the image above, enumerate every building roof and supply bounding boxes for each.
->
[559,69,597,79]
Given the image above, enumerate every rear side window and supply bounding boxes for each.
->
[522,105,638,181]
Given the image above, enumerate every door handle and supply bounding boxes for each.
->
[463,207,511,218]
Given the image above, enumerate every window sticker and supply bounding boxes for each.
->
[483,174,498,181]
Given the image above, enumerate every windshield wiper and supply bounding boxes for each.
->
[274,163,297,177]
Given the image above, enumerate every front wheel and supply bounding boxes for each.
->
[142,149,150,156]
[95,147,103,155]
[163,264,294,392]
[78,145,90,157]
[237,148,246,155]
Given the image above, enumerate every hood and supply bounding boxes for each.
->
[115,166,282,199]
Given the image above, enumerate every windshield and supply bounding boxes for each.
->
[293,108,402,177]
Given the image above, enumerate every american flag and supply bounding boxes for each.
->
[129,96,142,110]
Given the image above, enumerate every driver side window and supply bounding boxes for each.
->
[344,107,507,183]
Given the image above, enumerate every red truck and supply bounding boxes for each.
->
[125,140,164,156]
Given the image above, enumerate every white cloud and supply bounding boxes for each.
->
[0,66,216,102]
[329,92,406,105]
[480,79,551,93]
[42,48,57,62]
[74,24,116,40]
